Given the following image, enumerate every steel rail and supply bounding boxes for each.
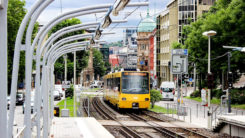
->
[92,97,142,138]
[127,113,185,138]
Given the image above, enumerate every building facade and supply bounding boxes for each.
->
[123,28,137,46]
[137,10,156,71]
[156,0,214,86]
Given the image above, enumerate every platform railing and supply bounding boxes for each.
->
[159,102,245,129]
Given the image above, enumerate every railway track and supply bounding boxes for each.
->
[92,97,144,138]
[127,113,209,138]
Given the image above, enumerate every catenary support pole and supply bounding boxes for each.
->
[207,36,211,129]
[227,52,231,113]
[64,54,67,108]
[74,51,76,116]
[0,0,8,137]
[193,63,196,92]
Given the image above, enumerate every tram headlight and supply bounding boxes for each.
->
[122,97,126,101]
[145,98,149,101]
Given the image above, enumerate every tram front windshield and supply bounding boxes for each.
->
[122,72,149,94]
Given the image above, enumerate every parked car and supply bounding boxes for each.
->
[160,81,175,101]
[22,100,34,114]
[16,92,25,105]
[53,90,61,101]
[90,80,99,88]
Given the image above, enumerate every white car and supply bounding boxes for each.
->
[160,81,175,101]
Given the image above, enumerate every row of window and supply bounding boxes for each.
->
[105,77,120,90]
[199,0,215,5]
[178,0,196,6]
[179,11,196,20]
[179,5,196,11]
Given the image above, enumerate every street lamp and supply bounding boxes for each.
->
[202,30,216,129]
[0,0,4,9]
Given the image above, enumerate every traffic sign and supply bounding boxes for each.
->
[171,49,188,74]
[201,88,207,106]
[189,78,193,82]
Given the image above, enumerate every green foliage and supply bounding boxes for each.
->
[49,18,84,42]
[190,90,201,98]
[230,88,245,104]
[178,0,245,91]
[148,104,177,114]
[50,18,89,82]
[150,89,162,108]
[65,84,74,99]
[7,0,39,92]
[92,48,106,79]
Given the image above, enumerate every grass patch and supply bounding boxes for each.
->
[148,104,177,114]
[57,97,80,117]
[185,96,220,104]
[231,104,245,110]
[84,88,101,92]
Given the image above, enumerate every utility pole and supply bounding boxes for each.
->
[64,54,67,108]
[193,63,196,92]
[202,30,216,129]
[0,0,8,137]
[73,52,76,116]
[227,52,232,113]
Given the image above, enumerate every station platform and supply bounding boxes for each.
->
[214,115,245,137]
[50,117,114,138]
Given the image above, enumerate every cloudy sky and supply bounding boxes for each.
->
[25,0,171,42]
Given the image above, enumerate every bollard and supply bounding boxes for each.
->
[215,110,216,126]
[167,103,169,115]
[190,108,192,123]
[88,97,90,117]
[196,104,198,118]
[204,106,205,118]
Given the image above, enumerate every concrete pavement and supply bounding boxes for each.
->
[156,86,245,129]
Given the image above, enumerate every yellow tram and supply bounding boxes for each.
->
[103,70,150,109]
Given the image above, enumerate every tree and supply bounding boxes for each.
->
[7,0,39,92]
[92,48,106,79]
[173,0,245,91]
[150,89,162,108]
[49,18,88,82]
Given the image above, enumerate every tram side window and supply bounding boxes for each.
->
[116,78,120,91]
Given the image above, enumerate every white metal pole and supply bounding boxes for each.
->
[50,66,54,120]
[0,0,8,137]
[208,36,211,129]
[64,54,67,109]
[42,66,49,138]
[74,52,76,117]
[24,1,53,137]
[8,1,44,137]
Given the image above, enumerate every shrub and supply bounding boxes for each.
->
[65,84,74,98]
[150,89,162,108]
[190,90,200,98]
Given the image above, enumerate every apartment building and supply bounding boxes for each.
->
[156,0,214,86]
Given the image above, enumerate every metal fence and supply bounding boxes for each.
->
[159,102,245,128]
